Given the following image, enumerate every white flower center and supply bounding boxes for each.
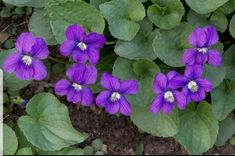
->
[110,92,121,102]
[187,81,198,92]
[22,55,32,65]
[77,42,87,51]
[197,48,208,53]
[72,83,83,91]
[164,91,174,103]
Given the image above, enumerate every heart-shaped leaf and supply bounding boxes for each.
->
[3,124,18,155]
[114,18,157,60]
[186,0,228,14]
[176,102,219,154]
[211,80,235,120]
[47,0,105,43]
[229,15,235,38]
[147,0,185,29]
[223,44,235,79]
[3,0,51,8]
[18,93,88,151]
[99,0,145,40]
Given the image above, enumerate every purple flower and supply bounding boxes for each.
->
[96,73,138,116]
[170,65,213,103]
[150,71,187,115]
[3,32,49,80]
[54,63,97,106]
[183,25,222,67]
[60,24,106,65]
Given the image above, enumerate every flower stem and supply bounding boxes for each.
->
[48,56,68,64]
[105,41,117,45]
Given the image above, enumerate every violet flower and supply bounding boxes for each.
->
[170,65,213,103]
[96,73,138,116]
[183,25,222,67]
[60,24,106,65]
[150,71,187,115]
[3,32,49,80]
[54,63,97,106]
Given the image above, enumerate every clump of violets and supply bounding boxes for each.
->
[183,25,222,67]
[3,32,49,80]
[170,65,213,103]
[150,25,221,115]
[96,72,138,116]
[54,63,97,106]
[150,71,187,114]
[60,24,106,65]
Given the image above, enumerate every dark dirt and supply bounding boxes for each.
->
[69,105,235,155]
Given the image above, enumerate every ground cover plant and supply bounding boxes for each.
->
[1,0,235,155]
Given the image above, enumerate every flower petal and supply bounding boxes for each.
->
[167,71,178,80]
[83,64,97,84]
[195,52,208,65]
[105,101,120,115]
[168,75,187,90]
[100,72,121,91]
[3,52,21,73]
[119,96,131,116]
[54,79,71,96]
[153,73,167,93]
[87,48,99,65]
[31,38,49,59]
[204,25,219,46]
[32,60,47,80]
[81,87,94,106]
[15,62,34,80]
[65,24,85,41]
[119,80,138,95]
[184,64,203,79]
[150,95,163,114]
[66,63,85,83]
[71,49,88,63]
[182,86,191,104]
[190,89,206,102]
[173,91,187,109]
[83,32,106,49]
[67,88,81,104]
[162,102,174,115]
[182,49,197,65]
[60,40,75,57]
[208,49,222,67]
[96,91,111,107]
[196,78,213,92]
[189,27,207,47]
[15,32,36,54]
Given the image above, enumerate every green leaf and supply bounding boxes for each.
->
[153,23,193,67]
[185,0,229,14]
[131,105,179,137]
[47,0,105,43]
[16,147,33,155]
[217,0,235,15]
[223,44,235,79]
[203,64,226,89]
[3,0,51,8]
[113,57,160,107]
[84,146,94,155]
[135,143,144,155]
[38,147,84,155]
[175,102,219,154]
[99,0,145,40]
[3,124,18,155]
[211,80,235,121]
[230,136,235,145]
[187,10,210,27]
[229,15,235,38]
[0,49,31,91]
[90,0,110,9]
[18,93,88,151]
[91,139,103,152]
[210,12,228,33]
[114,18,157,60]
[215,118,235,146]
[29,9,57,45]
[147,0,185,29]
